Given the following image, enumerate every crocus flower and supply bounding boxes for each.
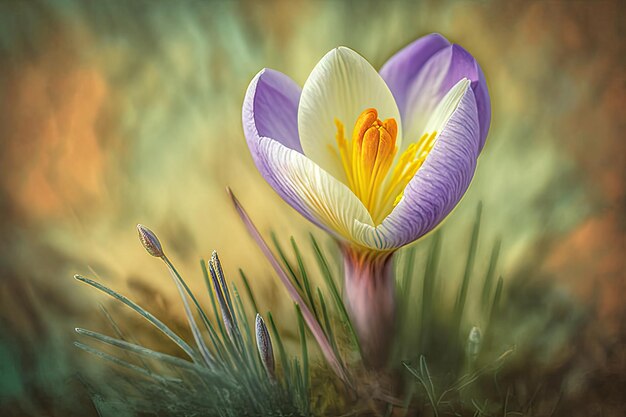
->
[242,33,490,366]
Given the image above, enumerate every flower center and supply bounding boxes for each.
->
[332,108,437,224]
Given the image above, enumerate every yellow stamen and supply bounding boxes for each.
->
[334,108,438,224]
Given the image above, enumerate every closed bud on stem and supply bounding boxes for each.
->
[136,224,164,257]
[466,326,482,364]
[255,314,275,380]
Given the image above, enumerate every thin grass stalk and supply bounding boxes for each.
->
[232,285,263,378]
[171,258,232,369]
[317,288,343,366]
[488,276,504,329]
[403,357,439,417]
[310,234,361,355]
[98,305,155,374]
[74,341,172,384]
[267,312,291,387]
[291,237,320,321]
[74,274,200,362]
[420,231,441,353]
[401,246,417,302]
[272,232,303,291]
[296,305,310,415]
[239,269,260,314]
[453,203,482,338]
[202,259,241,365]
[75,328,209,375]
[163,256,215,367]
[481,238,501,314]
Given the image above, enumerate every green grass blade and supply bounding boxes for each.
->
[296,304,310,415]
[317,288,342,366]
[453,203,482,337]
[420,231,442,353]
[489,276,504,328]
[98,305,154,373]
[310,234,361,355]
[229,189,349,384]
[75,328,208,374]
[481,238,501,315]
[239,269,260,314]
[291,237,319,321]
[74,341,174,384]
[232,284,262,378]
[419,355,436,400]
[163,257,215,367]
[74,274,199,363]
[267,311,290,378]
[403,360,439,417]
[400,246,417,323]
[271,232,302,291]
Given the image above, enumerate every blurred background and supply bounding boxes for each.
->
[0,0,623,415]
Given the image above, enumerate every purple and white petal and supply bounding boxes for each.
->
[385,40,489,151]
[438,45,490,150]
[255,138,374,243]
[379,33,451,120]
[243,68,375,242]
[244,68,303,154]
[359,80,481,250]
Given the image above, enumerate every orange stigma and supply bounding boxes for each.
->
[332,108,437,224]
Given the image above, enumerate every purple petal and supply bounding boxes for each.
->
[243,68,302,154]
[442,45,490,150]
[377,87,480,248]
[243,69,359,237]
[382,35,490,151]
[243,69,320,229]
[379,33,451,120]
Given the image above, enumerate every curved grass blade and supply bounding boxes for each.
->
[453,203,482,337]
[75,328,209,375]
[74,274,199,362]
[163,257,215,367]
[310,233,361,355]
[317,288,342,366]
[267,312,291,385]
[75,341,174,384]
[481,238,501,313]
[239,269,260,314]
[420,230,441,352]
[271,232,302,291]
[291,237,319,321]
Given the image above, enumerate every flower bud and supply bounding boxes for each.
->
[255,314,275,380]
[136,224,164,257]
[466,326,482,361]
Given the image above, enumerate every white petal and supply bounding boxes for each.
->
[423,78,471,135]
[298,47,402,182]
[256,137,375,244]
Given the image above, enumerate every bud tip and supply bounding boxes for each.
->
[137,224,164,257]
